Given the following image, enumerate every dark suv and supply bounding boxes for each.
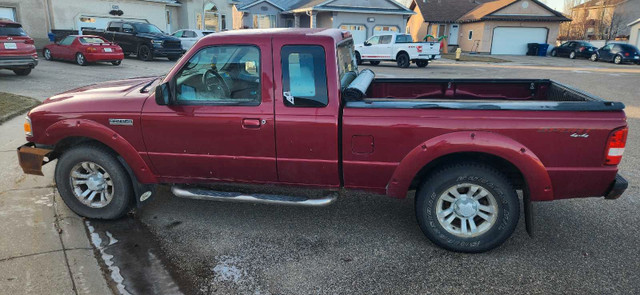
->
[0,20,38,75]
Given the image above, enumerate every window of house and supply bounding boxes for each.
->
[204,4,219,31]
[174,45,261,105]
[373,25,399,34]
[253,14,276,28]
[221,15,226,30]
[281,45,328,107]
[468,30,473,40]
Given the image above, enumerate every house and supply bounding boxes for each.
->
[629,17,640,47]
[563,0,640,40]
[406,0,570,55]
[232,0,415,45]
[0,0,237,48]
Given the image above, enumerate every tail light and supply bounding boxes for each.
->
[605,127,628,165]
[86,47,97,53]
[25,38,34,45]
[579,46,585,51]
[624,52,630,57]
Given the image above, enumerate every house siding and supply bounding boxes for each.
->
[458,22,486,52]
[406,4,427,41]
[629,23,640,47]
[0,0,50,48]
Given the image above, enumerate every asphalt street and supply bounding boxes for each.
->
[2,55,640,294]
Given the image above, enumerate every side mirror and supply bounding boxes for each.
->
[155,82,172,106]
[364,42,371,46]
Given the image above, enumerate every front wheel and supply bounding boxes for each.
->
[355,52,362,65]
[569,51,576,59]
[111,60,122,66]
[76,53,87,66]
[43,48,53,60]
[416,60,429,68]
[551,49,557,57]
[590,53,598,62]
[13,68,31,76]
[55,144,134,219]
[396,53,410,68]
[415,164,520,253]
[138,45,153,61]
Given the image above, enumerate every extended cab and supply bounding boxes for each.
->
[83,21,182,61]
[17,29,628,253]
[355,32,440,68]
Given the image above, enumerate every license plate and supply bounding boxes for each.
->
[3,42,17,50]
[104,48,113,52]
[635,56,639,59]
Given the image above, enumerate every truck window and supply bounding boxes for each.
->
[366,36,380,45]
[174,45,261,105]
[281,45,328,107]
[396,34,413,43]
[379,35,392,44]
[337,39,358,90]
[122,23,134,33]
[107,22,121,32]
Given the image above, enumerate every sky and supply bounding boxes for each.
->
[540,0,566,12]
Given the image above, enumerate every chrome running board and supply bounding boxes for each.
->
[171,186,337,207]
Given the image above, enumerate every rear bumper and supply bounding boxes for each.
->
[0,56,38,69]
[85,52,124,62]
[604,174,628,200]
[17,143,53,176]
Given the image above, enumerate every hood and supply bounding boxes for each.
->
[136,32,179,41]
[36,76,160,114]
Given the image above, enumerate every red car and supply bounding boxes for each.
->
[17,29,629,253]
[0,20,38,76]
[43,35,124,66]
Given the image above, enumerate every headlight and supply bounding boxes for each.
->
[151,40,163,47]
[24,116,33,137]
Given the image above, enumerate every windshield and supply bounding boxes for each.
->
[337,39,359,90]
[132,23,164,34]
[0,26,27,36]
[579,42,594,47]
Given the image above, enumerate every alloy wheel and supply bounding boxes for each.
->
[435,183,499,238]
[69,161,114,208]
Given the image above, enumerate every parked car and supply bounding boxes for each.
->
[0,19,37,76]
[171,29,214,51]
[83,21,182,61]
[43,35,124,66]
[18,29,628,253]
[550,41,598,59]
[355,32,440,68]
[590,43,640,64]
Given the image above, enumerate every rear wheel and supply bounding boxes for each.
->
[369,60,380,66]
[111,60,122,66]
[138,45,153,61]
[13,68,31,76]
[551,49,557,57]
[415,164,520,252]
[43,48,52,60]
[396,53,410,68]
[416,60,429,68]
[614,55,623,64]
[590,53,598,62]
[569,51,576,59]
[76,53,87,66]
[55,144,133,219]
[355,52,362,65]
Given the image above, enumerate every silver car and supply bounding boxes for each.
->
[171,29,214,51]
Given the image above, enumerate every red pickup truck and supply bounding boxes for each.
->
[17,29,628,252]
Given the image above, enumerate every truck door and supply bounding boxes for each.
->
[378,35,393,59]
[361,35,380,59]
[272,38,341,187]
[141,39,277,182]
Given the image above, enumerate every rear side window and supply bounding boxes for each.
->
[281,45,328,107]
[396,34,412,43]
[107,23,121,32]
[0,25,26,36]
[59,36,75,46]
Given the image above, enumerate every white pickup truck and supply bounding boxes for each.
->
[355,33,440,68]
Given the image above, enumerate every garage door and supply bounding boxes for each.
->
[491,27,548,55]
[339,24,366,45]
[0,7,16,21]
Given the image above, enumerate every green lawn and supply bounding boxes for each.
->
[0,92,40,124]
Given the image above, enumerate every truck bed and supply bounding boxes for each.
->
[350,79,624,111]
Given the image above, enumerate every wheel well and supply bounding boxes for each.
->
[396,50,408,60]
[409,152,526,191]
[52,136,118,159]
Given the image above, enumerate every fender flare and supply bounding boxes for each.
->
[395,50,409,60]
[43,119,157,183]
[385,131,553,201]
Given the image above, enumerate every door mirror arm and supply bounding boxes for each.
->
[364,42,371,46]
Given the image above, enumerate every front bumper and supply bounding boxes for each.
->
[604,174,628,200]
[17,143,53,176]
[0,56,38,69]
[152,48,183,57]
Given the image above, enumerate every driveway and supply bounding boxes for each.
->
[1,56,639,294]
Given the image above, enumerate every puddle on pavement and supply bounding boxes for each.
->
[86,216,187,295]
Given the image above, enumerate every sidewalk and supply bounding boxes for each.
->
[0,115,112,294]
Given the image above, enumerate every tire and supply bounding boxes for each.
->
[551,49,557,57]
[416,60,429,68]
[355,51,362,65]
[614,55,623,64]
[370,60,380,66]
[396,53,410,68]
[43,48,52,60]
[415,164,520,253]
[569,51,576,59]
[76,53,87,66]
[111,60,122,66]
[13,68,31,76]
[138,45,153,61]
[55,144,133,219]
[168,56,180,61]
[590,53,598,62]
